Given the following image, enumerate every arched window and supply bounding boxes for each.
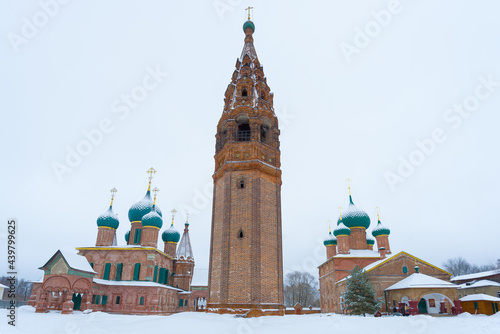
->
[139,296,145,305]
[242,88,248,97]
[260,125,269,143]
[239,179,245,189]
[238,229,244,238]
[237,123,251,141]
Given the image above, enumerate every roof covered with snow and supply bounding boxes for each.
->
[459,279,500,289]
[460,293,500,302]
[333,249,382,258]
[385,273,458,291]
[93,279,184,291]
[451,269,500,282]
[176,224,194,260]
[40,249,97,274]
[0,283,8,289]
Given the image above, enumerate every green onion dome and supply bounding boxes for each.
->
[96,205,119,229]
[128,189,162,222]
[334,221,351,237]
[125,230,130,243]
[243,20,255,33]
[162,224,180,243]
[337,195,370,229]
[366,235,375,245]
[323,232,337,246]
[141,205,163,229]
[372,219,391,237]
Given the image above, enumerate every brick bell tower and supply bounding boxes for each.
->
[207,15,284,316]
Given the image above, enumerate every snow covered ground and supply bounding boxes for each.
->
[1,306,499,334]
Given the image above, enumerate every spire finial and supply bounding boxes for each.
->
[152,187,159,206]
[171,208,177,226]
[338,207,343,220]
[110,188,117,207]
[245,6,253,20]
[186,211,190,224]
[346,178,352,196]
[328,220,332,233]
[146,167,156,191]
[376,206,381,221]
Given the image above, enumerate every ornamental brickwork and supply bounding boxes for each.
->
[207,20,284,316]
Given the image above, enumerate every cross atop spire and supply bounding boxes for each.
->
[245,6,253,20]
[376,206,380,221]
[346,178,352,196]
[338,206,343,220]
[147,167,156,191]
[153,187,159,205]
[328,220,332,233]
[110,188,117,207]
[171,208,177,226]
[185,211,190,224]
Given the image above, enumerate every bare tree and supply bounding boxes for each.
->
[284,271,319,307]
[0,276,33,301]
[443,257,496,277]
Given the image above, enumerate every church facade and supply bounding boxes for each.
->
[319,183,461,315]
[28,171,207,315]
[207,19,285,316]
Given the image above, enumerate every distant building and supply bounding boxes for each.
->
[451,269,500,285]
[458,280,500,299]
[319,183,462,315]
[28,172,207,315]
[460,294,500,315]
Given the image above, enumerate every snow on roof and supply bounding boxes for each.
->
[191,268,208,286]
[31,278,43,284]
[176,225,194,260]
[451,269,500,282]
[60,250,97,274]
[459,280,500,289]
[333,249,382,258]
[0,283,8,289]
[460,293,500,302]
[93,279,184,291]
[385,273,458,291]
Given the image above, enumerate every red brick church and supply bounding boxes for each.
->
[319,181,462,315]
[28,170,208,315]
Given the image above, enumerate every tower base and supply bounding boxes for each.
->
[206,303,285,317]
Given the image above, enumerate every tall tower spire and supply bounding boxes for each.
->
[208,17,284,317]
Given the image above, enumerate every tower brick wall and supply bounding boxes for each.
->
[336,235,350,254]
[375,235,391,254]
[207,20,284,316]
[96,227,115,246]
[140,226,160,248]
[349,227,368,250]
[326,245,337,258]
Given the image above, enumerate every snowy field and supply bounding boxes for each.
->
[1,307,499,334]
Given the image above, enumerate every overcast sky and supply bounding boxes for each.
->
[1,1,499,281]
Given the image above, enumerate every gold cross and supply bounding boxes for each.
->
[171,208,177,225]
[245,6,253,20]
[147,167,156,181]
[346,178,351,196]
[110,188,117,206]
[153,187,159,205]
[338,207,343,220]
[328,220,332,233]
[376,207,380,220]
[185,211,190,223]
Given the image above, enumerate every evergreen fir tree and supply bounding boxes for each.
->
[343,265,382,316]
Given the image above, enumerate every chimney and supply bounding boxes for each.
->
[379,247,386,258]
